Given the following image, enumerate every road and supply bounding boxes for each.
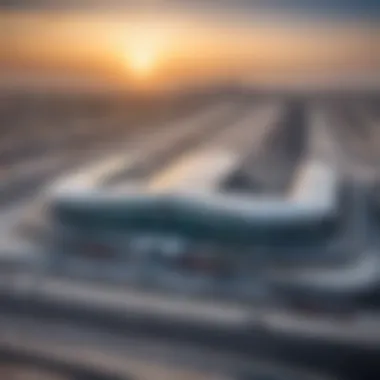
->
[0,314,348,380]
[0,290,378,380]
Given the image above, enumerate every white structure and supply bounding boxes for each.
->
[14,102,341,267]
[44,103,340,240]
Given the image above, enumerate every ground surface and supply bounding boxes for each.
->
[1,88,380,380]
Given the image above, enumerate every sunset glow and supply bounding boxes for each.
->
[1,10,379,90]
[126,46,158,77]
[122,25,170,81]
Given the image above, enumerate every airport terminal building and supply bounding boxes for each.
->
[11,101,380,309]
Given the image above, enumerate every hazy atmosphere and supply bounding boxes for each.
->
[1,0,379,90]
[1,2,380,380]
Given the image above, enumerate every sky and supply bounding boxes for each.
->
[1,1,379,90]
[2,0,380,18]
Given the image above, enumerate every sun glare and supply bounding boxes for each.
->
[125,28,166,79]
[127,46,157,77]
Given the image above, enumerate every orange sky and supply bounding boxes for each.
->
[1,10,378,89]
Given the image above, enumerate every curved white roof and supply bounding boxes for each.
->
[40,101,340,230]
[148,105,283,192]
[52,156,339,229]
[148,149,238,192]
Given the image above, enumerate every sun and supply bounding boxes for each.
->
[127,45,158,77]
[125,29,165,79]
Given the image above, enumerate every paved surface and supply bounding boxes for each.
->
[0,315,341,380]
[3,274,380,346]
